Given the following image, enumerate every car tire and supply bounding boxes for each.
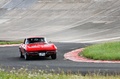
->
[20,52,24,58]
[51,54,56,59]
[20,51,24,58]
[24,52,30,60]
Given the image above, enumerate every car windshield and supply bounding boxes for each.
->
[27,38,46,43]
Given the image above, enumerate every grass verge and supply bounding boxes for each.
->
[80,41,120,60]
[0,67,120,79]
[0,40,22,45]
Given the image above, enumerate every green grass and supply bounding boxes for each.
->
[0,40,22,45]
[80,41,120,60]
[0,67,120,79]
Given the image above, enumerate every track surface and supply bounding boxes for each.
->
[1,42,120,74]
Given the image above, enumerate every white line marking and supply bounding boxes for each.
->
[1,0,12,8]
[0,44,20,47]
[61,37,120,43]
[81,37,120,43]
[0,19,9,24]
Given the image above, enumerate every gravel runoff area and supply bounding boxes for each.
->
[64,48,120,63]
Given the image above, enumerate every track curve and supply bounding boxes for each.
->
[1,43,120,74]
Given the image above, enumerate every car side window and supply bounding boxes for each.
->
[24,39,30,44]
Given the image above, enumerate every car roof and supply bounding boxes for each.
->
[27,36,45,39]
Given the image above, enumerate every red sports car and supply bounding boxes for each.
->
[19,36,57,60]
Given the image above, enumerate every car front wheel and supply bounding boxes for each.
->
[20,52,24,58]
[24,52,30,60]
[19,49,24,58]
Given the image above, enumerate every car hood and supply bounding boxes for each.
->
[26,42,57,52]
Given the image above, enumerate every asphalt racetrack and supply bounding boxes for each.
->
[0,0,120,75]
[0,42,120,74]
